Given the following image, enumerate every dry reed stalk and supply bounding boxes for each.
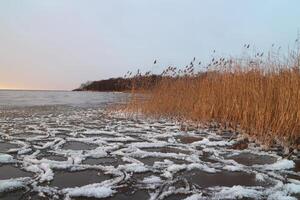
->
[127,53,300,149]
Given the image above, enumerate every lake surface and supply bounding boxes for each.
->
[0,90,129,107]
[0,90,299,200]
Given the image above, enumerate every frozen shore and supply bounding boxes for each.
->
[0,105,299,200]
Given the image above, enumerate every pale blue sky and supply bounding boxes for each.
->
[0,0,299,90]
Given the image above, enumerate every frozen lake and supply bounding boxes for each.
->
[0,90,299,199]
[0,90,129,107]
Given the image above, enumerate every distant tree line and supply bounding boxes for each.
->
[73,75,162,92]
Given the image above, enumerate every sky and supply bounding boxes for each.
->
[0,0,300,90]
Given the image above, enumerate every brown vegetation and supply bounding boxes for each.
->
[128,47,300,149]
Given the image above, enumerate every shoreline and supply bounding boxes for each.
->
[116,108,300,158]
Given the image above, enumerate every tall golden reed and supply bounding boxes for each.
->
[128,50,300,148]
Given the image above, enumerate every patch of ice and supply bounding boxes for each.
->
[39,163,54,182]
[17,148,32,155]
[183,193,204,200]
[288,179,300,186]
[65,184,116,198]
[265,181,300,200]
[267,191,297,200]
[0,178,30,193]
[0,153,15,163]
[186,163,216,173]
[33,138,62,150]
[24,164,41,174]
[24,163,54,183]
[285,183,300,194]
[186,154,201,163]
[118,163,148,173]
[258,159,295,171]
[223,165,242,172]
[163,163,216,178]
[129,141,169,148]
[192,138,234,147]
[142,175,162,184]
[85,147,108,159]
[214,185,262,199]
[115,148,187,161]
[149,184,192,200]
[255,173,265,182]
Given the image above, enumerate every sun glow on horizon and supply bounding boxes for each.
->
[0,85,24,90]
[0,83,37,90]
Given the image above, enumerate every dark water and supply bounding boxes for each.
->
[51,170,111,189]
[0,165,33,179]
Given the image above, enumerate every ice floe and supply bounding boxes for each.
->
[64,184,116,199]
[0,178,30,193]
[0,105,299,199]
[142,175,162,184]
[215,185,262,199]
[0,153,15,163]
[262,159,295,170]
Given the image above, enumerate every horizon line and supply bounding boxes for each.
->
[0,88,71,92]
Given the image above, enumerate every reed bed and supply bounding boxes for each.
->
[127,47,300,149]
